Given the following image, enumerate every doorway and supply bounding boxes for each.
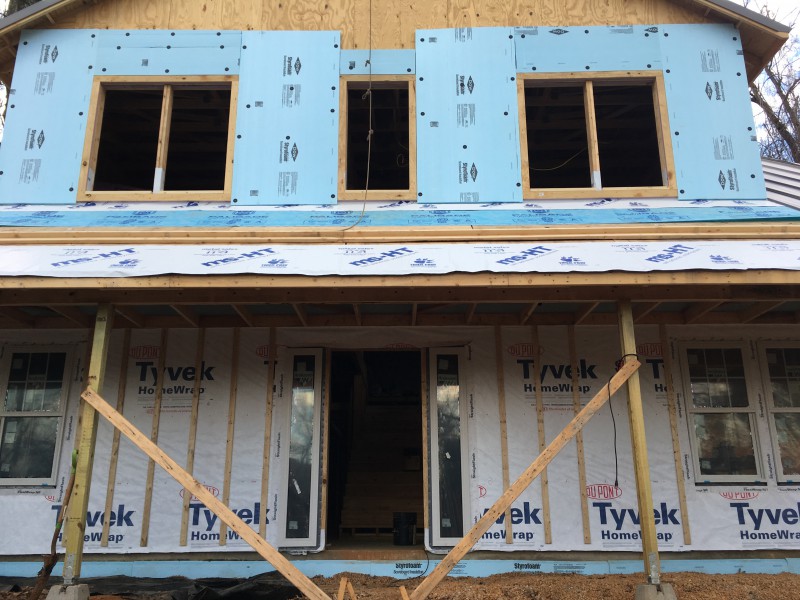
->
[327,350,423,546]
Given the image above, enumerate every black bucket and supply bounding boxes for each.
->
[393,512,417,546]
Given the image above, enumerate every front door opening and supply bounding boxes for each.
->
[327,350,423,546]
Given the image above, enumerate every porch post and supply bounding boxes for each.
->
[617,300,661,583]
[63,303,115,583]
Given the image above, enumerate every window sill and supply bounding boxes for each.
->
[78,190,230,203]
[525,186,678,200]
[338,189,417,201]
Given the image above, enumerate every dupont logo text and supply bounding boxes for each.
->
[587,484,623,500]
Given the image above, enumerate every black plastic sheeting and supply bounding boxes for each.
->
[0,574,300,599]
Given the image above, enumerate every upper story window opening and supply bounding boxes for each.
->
[518,71,676,199]
[339,76,416,201]
[78,76,237,202]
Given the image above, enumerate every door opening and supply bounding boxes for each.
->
[327,350,423,546]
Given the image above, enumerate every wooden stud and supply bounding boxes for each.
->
[574,302,599,326]
[320,348,333,539]
[411,303,418,326]
[140,328,168,547]
[583,81,602,190]
[63,304,115,582]
[409,360,641,600]
[259,328,277,537]
[517,76,532,191]
[180,328,206,546]
[77,78,106,196]
[633,302,661,322]
[293,304,308,327]
[101,328,131,547]
[659,325,691,546]
[493,326,513,543]
[337,579,348,600]
[353,304,362,326]
[219,328,241,545]
[400,586,411,600]
[115,306,145,328]
[80,388,331,600]
[530,326,552,545]
[618,301,660,582]
[347,581,358,599]
[171,304,200,328]
[568,325,591,544]
[232,304,254,327]
[153,84,174,192]
[651,72,677,192]
[420,350,430,533]
[466,303,477,325]
[520,303,539,325]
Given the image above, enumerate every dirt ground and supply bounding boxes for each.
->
[3,571,800,600]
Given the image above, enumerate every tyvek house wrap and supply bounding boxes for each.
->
[1,325,798,555]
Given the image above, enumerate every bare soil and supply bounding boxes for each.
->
[4,572,800,600]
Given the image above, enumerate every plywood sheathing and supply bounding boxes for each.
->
[0,0,789,84]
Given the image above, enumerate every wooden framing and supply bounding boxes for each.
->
[568,326,591,544]
[219,328,241,545]
[180,328,206,546]
[320,347,333,537]
[493,326,513,544]
[259,328,277,538]
[530,325,552,544]
[140,328,168,547]
[77,75,238,203]
[337,75,417,201]
[420,349,430,534]
[659,325,692,545]
[101,328,131,547]
[618,301,661,582]
[80,387,331,600]
[63,304,114,582]
[408,359,641,600]
[517,71,677,200]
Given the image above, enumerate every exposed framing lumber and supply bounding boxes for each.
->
[154,85,175,193]
[63,304,114,582]
[180,328,206,546]
[49,306,92,328]
[530,325,552,544]
[320,348,333,537]
[519,303,539,325]
[140,328,168,547]
[233,304,255,327]
[411,303,418,326]
[0,307,34,327]
[738,300,785,323]
[408,359,641,600]
[568,325,591,544]
[466,303,478,325]
[336,577,358,600]
[219,328,241,545]
[493,326,513,544]
[683,301,724,324]
[353,304,362,326]
[633,302,661,322]
[114,306,145,328]
[171,304,200,328]
[574,302,599,326]
[420,350,430,534]
[259,328,277,538]
[659,325,692,546]
[101,328,131,547]
[80,388,331,600]
[292,303,308,327]
[618,301,660,582]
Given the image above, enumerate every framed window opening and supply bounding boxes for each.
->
[428,348,470,547]
[758,343,800,484]
[338,75,416,201]
[678,342,763,484]
[78,76,238,202]
[517,71,676,199]
[0,348,73,487]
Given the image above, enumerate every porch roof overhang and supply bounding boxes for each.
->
[2,267,800,330]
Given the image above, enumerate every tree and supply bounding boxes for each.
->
[1,1,41,18]
[747,4,800,162]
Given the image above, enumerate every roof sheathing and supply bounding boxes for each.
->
[0,0,791,83]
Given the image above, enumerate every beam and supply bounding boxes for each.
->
[171,304,200,328]
[574,302,599,325]
[411,303,418,326]
[292,303,308,326]
[63,304,114,583]
[618,300,660,584]
[0,307,34,327]
[633,302,660,322]
[114,306,145,328]
[48,306,92,328]
[738,301,784,323]
[466,303,478,324]
[682,301,724,324]
[80,388,330,600]
[232,304,254,327]
[353,304,362,326]
[409,359,640,600]
[519,302,539,325]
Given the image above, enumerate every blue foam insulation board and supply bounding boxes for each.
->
[416,27,522,203]
[96,30,242,75]
[233,31,340,205]
[661,24,765,200]
[340,49,415,74]
[514,25,662,73]
[0,30,96,205]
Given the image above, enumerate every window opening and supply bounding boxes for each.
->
[80,77,236,202]
[0,350,70,486]
[519,72,675,198]
[339,77,416,200]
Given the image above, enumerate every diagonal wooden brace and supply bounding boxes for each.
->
[80,388,331,600]
[409,359,641,600]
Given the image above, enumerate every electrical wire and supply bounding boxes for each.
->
[607,353,640,489]
[530,147,587,172]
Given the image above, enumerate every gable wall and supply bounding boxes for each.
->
[50,0,710,49]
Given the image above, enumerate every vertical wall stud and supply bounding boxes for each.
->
[493,326,513,543]
[530,326,552,544]
[568,325,591,544]
[180,328,206,546]
[220,328,241,545]
[259,328,277,537]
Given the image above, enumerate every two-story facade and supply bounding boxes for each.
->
[0,0,799,585]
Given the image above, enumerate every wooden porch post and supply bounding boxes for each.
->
[617,300,661,583]
[63,304,115,583]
